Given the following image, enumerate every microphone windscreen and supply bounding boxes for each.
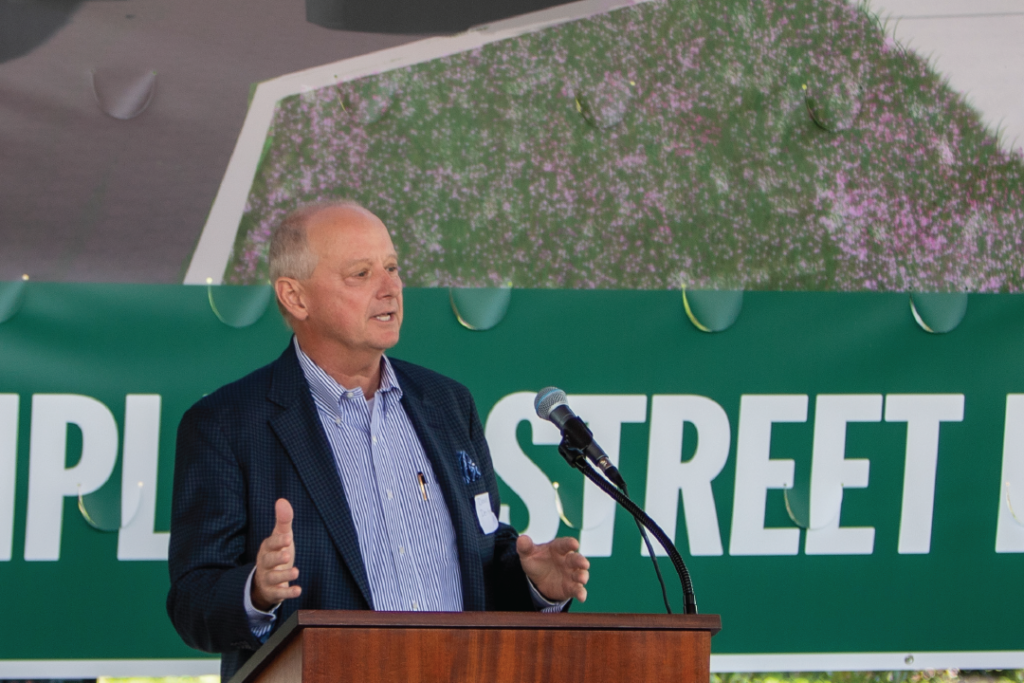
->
[534,387,567,420]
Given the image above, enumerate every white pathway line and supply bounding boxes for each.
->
[712,651,1024,672]
[182,0,655,285]
[3,651,1023,676]
[0,659,219,677]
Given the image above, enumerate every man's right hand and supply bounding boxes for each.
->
[251,498,302,612]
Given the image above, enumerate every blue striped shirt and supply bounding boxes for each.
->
[295,342,463,612]
[245,341,564,636]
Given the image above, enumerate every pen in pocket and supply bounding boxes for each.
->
[416,471,428,501]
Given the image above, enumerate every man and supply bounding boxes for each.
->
[167,200,590,679]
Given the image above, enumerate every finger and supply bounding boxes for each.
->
[261,532,294,555]
[262,573,299,593]
[259,547,295,570]
[574,585,588,603]
[274,498,294,535]
[260,532,296,561]
[262,566,299,586]
[574,568,589,585]
[516,534,536,558]
[261,582,302,603]
[547,536,581,555]
[565,552,590,570]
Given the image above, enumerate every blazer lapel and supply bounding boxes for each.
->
[267,346,373,608]
[397,375,486,611]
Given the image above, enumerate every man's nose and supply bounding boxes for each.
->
[377,269,401,296]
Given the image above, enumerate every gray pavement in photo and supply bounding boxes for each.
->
[0,0,416,283]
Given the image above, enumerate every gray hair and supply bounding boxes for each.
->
[269,199,369,323]
[268,199,369,282]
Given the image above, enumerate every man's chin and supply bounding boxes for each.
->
[376,330,401,351]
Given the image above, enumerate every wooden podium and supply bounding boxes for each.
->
[230,610,721,683]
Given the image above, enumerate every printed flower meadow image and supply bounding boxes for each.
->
[226,0,1024,292]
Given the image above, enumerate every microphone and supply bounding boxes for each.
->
[534,387,627,489]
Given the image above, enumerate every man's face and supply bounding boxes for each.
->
[297,206,403,358]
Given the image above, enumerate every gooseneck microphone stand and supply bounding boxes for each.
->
[557,440,698,615]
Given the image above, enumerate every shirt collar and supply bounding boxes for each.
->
[293,337,403,413]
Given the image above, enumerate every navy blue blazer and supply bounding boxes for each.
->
[167,344,534,679]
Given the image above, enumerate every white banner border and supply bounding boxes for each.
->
[3,652,1023,677]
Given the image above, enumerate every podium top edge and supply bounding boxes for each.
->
[294,610,722,634]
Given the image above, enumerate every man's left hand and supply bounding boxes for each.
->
[516,535,590,603]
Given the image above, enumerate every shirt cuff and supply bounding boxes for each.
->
[244,566,280,641]
[526,577,570,613]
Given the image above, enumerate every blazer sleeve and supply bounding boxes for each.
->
[166,401,264,654]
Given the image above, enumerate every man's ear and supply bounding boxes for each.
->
[274,277,309,321]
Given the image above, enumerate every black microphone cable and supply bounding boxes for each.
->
[557,440,698,614]
[621,479,674,615]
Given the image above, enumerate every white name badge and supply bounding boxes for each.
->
[474,492,499,534]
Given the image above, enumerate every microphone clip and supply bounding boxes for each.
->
[557,437,627,489]
[557,439,588,471]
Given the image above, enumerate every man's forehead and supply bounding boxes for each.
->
[308,207,393,242]
[309,204,379,230]
[336,249,399,266]
[304,208,398,262]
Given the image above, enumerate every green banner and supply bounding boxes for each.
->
[0,283,1022,675]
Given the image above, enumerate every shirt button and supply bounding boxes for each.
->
[346,391,353,398]
[334,417,342,425]
[372,436,377,444]
[399,546,405,556]
[387,490,393,500]
[412,600,419,610]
